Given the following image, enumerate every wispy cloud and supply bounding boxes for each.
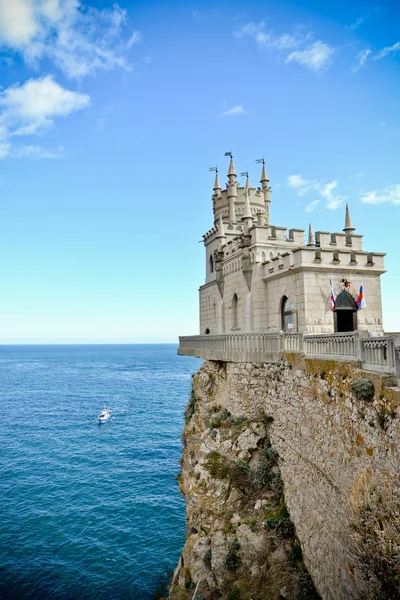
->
[222,105,245,117]
[374,41,400,60]
[347,15,367,30]
[0,75,90,158]
[288,174,345,210]
[0,0,140,78]
[233,21,334,72]
[305,200,320,212]
[286,41,334,72]
[353,48,372,71]
[361,185,400,205]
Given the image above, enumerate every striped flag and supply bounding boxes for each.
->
[357,282,366,309]
[329,279,336,310]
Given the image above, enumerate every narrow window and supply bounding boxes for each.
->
[281,296,294,331]
[209,254,214,273]
[232,293,239,329]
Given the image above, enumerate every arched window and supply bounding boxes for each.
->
[209,254,214,274]
[281,296,294,331]
[232,293,239,329]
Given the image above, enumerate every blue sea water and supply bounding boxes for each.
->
[0,344,201,600]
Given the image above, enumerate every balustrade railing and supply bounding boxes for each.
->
[178,332,400,376]
[361,337,396,373]
[304,332,357,360]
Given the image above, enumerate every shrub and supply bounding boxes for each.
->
[230,460,251,489]
[203,548,212,569]
[225,538,241,572]
[184,392,196,423]
[204,451,230,479]
[265,505,294,539]
[351,378,375,402]
[350,469,400,599]
[227,588,240,600]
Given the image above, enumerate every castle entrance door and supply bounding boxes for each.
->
[334,290,358,332]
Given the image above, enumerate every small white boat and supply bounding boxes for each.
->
[98,408,112,423]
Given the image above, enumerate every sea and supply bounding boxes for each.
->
[0,344,201,600]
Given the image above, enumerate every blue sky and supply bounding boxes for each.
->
[0,0,399,343]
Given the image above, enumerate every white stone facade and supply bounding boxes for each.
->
[199,157,386,337]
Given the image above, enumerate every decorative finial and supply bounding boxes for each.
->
[343,203,355,234]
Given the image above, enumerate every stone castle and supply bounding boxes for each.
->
[200,154,385,338]
[173,155,400,600]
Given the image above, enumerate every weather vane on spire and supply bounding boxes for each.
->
[224,151,232,157]
[255,158,265,165]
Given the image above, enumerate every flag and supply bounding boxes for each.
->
[329,279,336,310]
[357,282,366,309]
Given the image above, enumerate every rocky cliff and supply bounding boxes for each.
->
[169,358,400,600]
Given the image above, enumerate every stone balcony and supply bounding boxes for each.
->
[178,331,400,376]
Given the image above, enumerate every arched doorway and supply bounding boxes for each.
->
[334,291,357,332]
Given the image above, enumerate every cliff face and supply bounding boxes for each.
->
[169,358,400,600]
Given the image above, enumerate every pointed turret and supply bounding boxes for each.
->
[260,160,269,191]
[260,159,271,226]
[307,223,315,246]
[241,174,253,234]
[343,203,355,234]
[226,153,237,227]
[213,168,221,194]
[228,156,236,179]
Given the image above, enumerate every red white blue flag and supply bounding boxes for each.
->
[329,279,336,310]
[357,282,366,309]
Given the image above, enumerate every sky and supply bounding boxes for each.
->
[0,0,399,343]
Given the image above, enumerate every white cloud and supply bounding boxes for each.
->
[234,21,333,72]
[374,41,400,60]
[353,48,372,71]
[347,15,366,30]
[286,41,334,72]
[222,105,245,117]
[233,21,300,50]
[0,75,89,158]
[305,200,319,212]
[0,0,140,78]
[288,173,345,210]
[361,185,400,205]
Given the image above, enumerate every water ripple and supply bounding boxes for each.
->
[0,344,201,599]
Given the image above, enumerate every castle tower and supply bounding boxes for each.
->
[260,160,271,225]
[227,155,237,227]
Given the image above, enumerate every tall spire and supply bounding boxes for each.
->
[228,155,236,178]
[213,168,221,195]
[256,158,271,226]
[226,152,237,227]
[343,203,355,234]
[259,159,269,190]
[241,173,253,234]
[243,174,252,219]
[307,223,314,246]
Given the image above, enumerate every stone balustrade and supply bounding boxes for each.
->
[178,331,400,376]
